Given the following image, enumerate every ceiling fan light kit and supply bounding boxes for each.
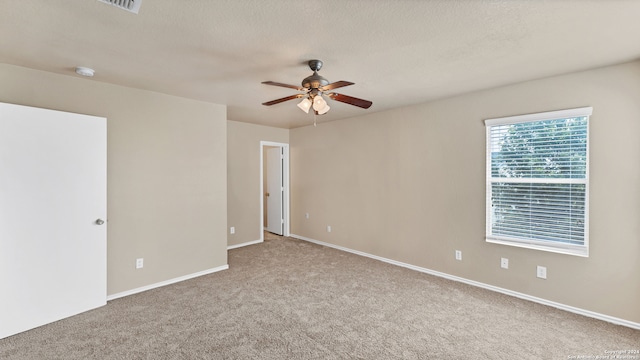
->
[262,60,372,119]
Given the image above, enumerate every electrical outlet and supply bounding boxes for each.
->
[327,225,332,233]
[455,250,462,261]
[537,265,547,279]
[230,226,235,234]
[501,258,509,269]
[305,213,309,219]
[136,258,144,269]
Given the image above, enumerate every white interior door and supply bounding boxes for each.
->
[0,102,107,339]
[265,146,283,235]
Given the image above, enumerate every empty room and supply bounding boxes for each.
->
[1,1,639,359]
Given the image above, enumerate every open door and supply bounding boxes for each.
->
[0,102,107,339]
[265,146,283,235]
[260,141,289,239]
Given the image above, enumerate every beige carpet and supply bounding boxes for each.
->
[1,233,638,359]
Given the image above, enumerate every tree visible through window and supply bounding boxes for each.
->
[485,107,591,256]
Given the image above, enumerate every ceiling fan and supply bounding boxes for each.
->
[262,60,372,115]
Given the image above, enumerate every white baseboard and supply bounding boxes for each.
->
[227,238,263,250]
[290,233,640,330]
[106,264,229,301]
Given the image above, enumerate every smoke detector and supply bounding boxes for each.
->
[75,67,95,77]
[97,0,142,14]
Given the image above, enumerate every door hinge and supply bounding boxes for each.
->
[281,218,284,224]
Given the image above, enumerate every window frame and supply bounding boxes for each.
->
[484,107,592,257]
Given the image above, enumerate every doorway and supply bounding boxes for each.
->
[260,141,289,239]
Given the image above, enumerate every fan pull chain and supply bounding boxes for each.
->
[313,113,317,127]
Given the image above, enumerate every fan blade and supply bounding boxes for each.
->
[262,81,305,91]
[327,93,372,109]
[262,94,305,106]
[320,81,354,92]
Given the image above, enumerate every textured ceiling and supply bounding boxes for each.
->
[1,1,640,128]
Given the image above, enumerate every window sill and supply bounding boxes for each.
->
[486,237,589,257]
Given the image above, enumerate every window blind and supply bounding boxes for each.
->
[485,107,591,256]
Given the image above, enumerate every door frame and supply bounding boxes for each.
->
[259,141,290,240]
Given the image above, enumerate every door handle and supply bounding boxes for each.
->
[265,192,270,197]
[95,219,105,225]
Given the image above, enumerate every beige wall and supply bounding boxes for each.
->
[290,61,640,324]
[0,64,228,296]
[227,120,289,247]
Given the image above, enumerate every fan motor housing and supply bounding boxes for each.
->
[302,72,329,89]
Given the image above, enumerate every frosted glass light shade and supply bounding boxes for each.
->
[297,98,312,113]
[313,95,330,114]
[313,96,326,110]
[316,104,330,115]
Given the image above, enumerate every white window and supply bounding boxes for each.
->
[484,107,591,257]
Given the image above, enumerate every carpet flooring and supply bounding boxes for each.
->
[1,233,638,359]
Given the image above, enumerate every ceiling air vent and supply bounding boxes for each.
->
[98,0,142,14]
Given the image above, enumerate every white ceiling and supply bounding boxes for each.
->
[1,0,639,128]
